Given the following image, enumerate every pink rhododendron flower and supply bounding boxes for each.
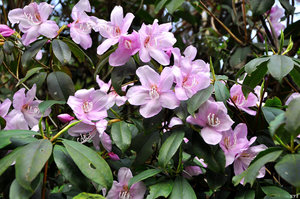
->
[126,65,180,118]
[69,0,97,49]
[269,5,285,36]
[169,117,183,128]
[219,123,256,167]
[182,166,202,179]
[5,84,51,130]
[108,152,120,161]
[8,2,59,45]
[0,25,15,37]
[228,84,258,115]
[234,144,267,184]
[96,76,129,108]
[109,31,140,66]
[138,19,176,65]
[57,113,74,123]
[285,93,300,105]
[67,88,108,124]
[187,100,234,145]
[96,6,134,55]
[172,46,210,100]
[0,99,11,118]
[68,119,111,151]
[106,167,146,199]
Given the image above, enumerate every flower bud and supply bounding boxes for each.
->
[108,152,120,161]
[0,24,15,37]
[57,114,74,123]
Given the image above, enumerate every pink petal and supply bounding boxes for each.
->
[159,92,179,109]
[201,127,223,145]
[109,48,132,66]
[74,0,91,13]
[38,2,54,21]
[159,67,174,92]
[106,181,123,199]
[68,121,95,136]
[130,181,146,199]
[136,65,160,88]
[121,13,135,34]
[110,6,124,28]
[57,114,74,123]
[118,167,133,184]
[100,132,112,152]
[139,99,162,118]
[0,99,12,117]
[127,86,150,105]
[97,38,118,55]
[21,26,40,46]
[183,45,197,60]
[8,8,26,26]
[39,20,59,39]
[13,88,26,110]
[149,47,170,66]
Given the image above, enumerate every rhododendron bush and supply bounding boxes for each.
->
[1,0,300,198]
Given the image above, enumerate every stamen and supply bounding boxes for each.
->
[207,113,220,127]
[124,39,132,49]
[144,36,151,47]
[82,101,93,113]
[149,85,159,100]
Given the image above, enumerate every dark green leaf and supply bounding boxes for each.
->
[27,71,47,88]
[0,49,4,65]
[10,136,38,147]
[235,190,255,199]
[146,181,173,199]
[155,0,168,13]
[214,81,230,102]
[285,97,300,136]
[262,107,284,124]
[250,0,275,16]
[245,57,270,75]
[9,176,41,199]
[52,39,71,64]
[169,176,197,199]
[111,121,133,152]
[275,154,300,187]
[22,39,47,67]
[206,169,227,191]
[289,66,300,88]
[0,116,6,129]
[47,71,75,101]
[128,169,162,188]
[73,192,106,199]
[267,55,294,81]
[229,47,251,68]
[0,147,23,176]
[16,139,52,190]
[38,100,65,114]
[63,140,113,189]
[0,130,39,149]
[279,0,295,15]
[187,85,213,114]
[158,130,184,168]
[261,186,290,198]
[265,97,282,108]
[166,0,185,14]
[3,41,14,54]
[16,67,44,87]
[269,113,285,137]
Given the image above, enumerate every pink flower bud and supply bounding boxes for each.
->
[0,24,15,37]
[57,114,74,123]
[108,152,120,161]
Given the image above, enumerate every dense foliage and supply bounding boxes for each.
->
[1,0,300,198]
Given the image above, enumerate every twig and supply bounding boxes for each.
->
[41,161,49,199]
[242,0,248,43]
[255,76,269,130]
[265,167,282,186]
[284,77,299,93]
[260,16,277,51]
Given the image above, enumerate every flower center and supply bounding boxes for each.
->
[24,11,42,24]
[114,26,121,36]
[124,39,132,49]
[207,113,220,127]
[22,104,40,114]
[144,36,151,47]
[119,185,130,199]
[183,76,198,89]
[232,94,246,106]
[149,85,159,100]
[82,101,93,113]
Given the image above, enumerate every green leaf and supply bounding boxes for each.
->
[47,71,75,101]
[187,85,213,115]
[22,39,47,67]
[267,55,294,81]
[235,190,255,199]
[214,81,230,102]
[169,176,197,199]
[0,147,23,176]
[285,97,300,136]
[250,0,275,16]
[52,39,71,64]
[128,169,162,188]
[0,49,4,65]
[158,130,184,168]
[53,145,93,191]
[27,71,47,88]
[155,0,168,13]
[275,154,300,187]
[232,148,283,186]
[9,176,41,199]
[38,100,65,114]
[146,181,173,199]
[166,0,185,14]
[265,97,282,108]
[3,41,14,54]
[245,57,270,75]
[0,130,39,149]
[279,0,295,15]
[229,47,251,68]
[63,140,113,189]
[289,66,300,88]
[16,67,44,87]
[262,107,284,124]
[269,113,285,137]
[16,139,52,190]
[73,192,106,199]
[261,186,290,198]
[10,136,38,147]
[242,63,268,97]
[0,116,6,129]
[111,121,133,152]
[206,169,227,191]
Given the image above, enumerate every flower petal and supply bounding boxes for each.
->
[118,167,133,185]
[201,127,223,145]
[136,65,160,88]
[140,99,162,118]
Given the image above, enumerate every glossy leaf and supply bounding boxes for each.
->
[261,186,290,198]
[111,121,133,152]
[52,39,71,64]
[0,147,23,176]
[245,57,270,75]
[146,181,173,199]
[289,66,300,88]
[38,100,65,114]
[0,116,6,129]
[262,107,284,124]
[187,85,213,114]
[285,97,300,136]
[16,67,44,87]
[22,39,47,67]
[269,113,285,137]
[128,169,162,188]
[166,0,185,14]
[155,0,168,13]
[169,176,197,199]
[0,130,39,149]
[3,41,14,54]
[63,140,113,189]
[235,190,255,199]
[9,176,41,199]
[214,81,230,102]
[267,55,294,81]
[250,0,275,16]
[275,154,300,187]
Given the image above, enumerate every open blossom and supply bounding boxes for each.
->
[187,100,234,145]
[126,65,180,118]
[172,46,210,100]
[0,25,15,37]
[106,167,146,199]
[138,19,176,65]
[0,99,11,119]
[67,88,108,124]
[269,5,285,36]
[219,123,256,167]
[69,0,97,49]
[109,31,140,66]
[5,84,51,130]
[96,6,134,55]
[68,119,111,151]
[228,84,258,115]
[96,76,129,108]
[8,2,59,45]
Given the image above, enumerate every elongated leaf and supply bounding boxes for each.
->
[261,186,290,198]
[169,177,197,199]
[158,130,184,168]
[250,0,275,16]
[128,169,162,188]
[3,41,14,54]
[187,85,213,114]
[146,181,173,199]
[38,100,65,114]
[16,139,52,190]
[0,146,23,176]
[155,0,168,13]
[235,190,255,199]
[52,39,71,64]
[22,39,47,67]
[47,71,75,101]
[289,66,300,88]
[0,130,39,149]
[166,0,185,14]
[17,67,44,87]
[9,176,41,199]
[245,57,270,75]
[232,148,283,186]
[73,192,106,199]
[275,154,300,187]
[0,116,6,129]
[53,145,92,191]
[63,140,113,189]
[269,113,285,137]
[262,107,284,124]
[214,81,230,102]
[111,121,133,152]
[267,55,294,81]
[285,97,300,136]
